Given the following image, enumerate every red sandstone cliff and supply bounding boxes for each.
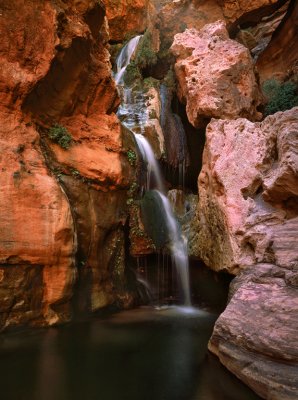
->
[0,0,135,330]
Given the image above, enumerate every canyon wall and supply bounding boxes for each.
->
[167,7,298,400]
[0,0,136,330]
[1,1,298,399]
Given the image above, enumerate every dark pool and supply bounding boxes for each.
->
[0,305,261,400]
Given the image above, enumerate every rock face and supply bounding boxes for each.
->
[104,0,150,42]
[171,21,262,128]
[190,107,298,399]
[157,0,284,48]
[209,263,298,400]
[0,0,134,330]
[256,0,298,82]
[189,107,298,274]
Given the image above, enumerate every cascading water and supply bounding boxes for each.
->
[115,36,191,306]
[114,35,142,85]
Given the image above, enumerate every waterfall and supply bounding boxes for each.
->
[114,35,142,85]
[115,36,191,306]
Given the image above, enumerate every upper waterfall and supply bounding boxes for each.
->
[114,35,142,85]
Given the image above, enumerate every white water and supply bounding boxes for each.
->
[134,134,165,192]
[114,35,142,85]
[115,36,191,306]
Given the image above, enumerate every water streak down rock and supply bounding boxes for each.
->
[171,21,262,128]
[0,0,134,330]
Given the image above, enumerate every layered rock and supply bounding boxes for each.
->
[157,0,286,48]
[0,114,76,330]
[235,1,290,59]
[0,0,134,330]
[104,0,151,42]
[189,107,298,273]
[256,0,298,82]
[209,264,298,400]
[171,21,262,128]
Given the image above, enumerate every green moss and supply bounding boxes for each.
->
[127,149,137,166]
[262,79,298,116]
[48,124,72,149]
[135,30,157,69]
[123,61,142,87]
[143,77,160,92]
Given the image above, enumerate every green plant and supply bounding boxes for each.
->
[135,30,157,69]
[71,168,80,177]
[124,61,142,87]
[262,79,298,116]
[48,124,72,149]
[143,77,160,92]
[127,149,137,166]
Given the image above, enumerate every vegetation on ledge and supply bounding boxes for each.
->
[262,79,298,116]
[135,30,157,69]
[48,124,72,149]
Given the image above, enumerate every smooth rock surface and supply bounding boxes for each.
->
[0,0,133,330]
[171,21,262,127]
[209,263,298,400]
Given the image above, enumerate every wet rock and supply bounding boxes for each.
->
[144,85,166,159]
[140,190,170,249]
[171,21,262,128]
[209,263,298,400]
[129,203,156,257]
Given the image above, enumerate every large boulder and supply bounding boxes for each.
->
[189,107,298,274]
[209,263,298,400]
[171,21,262,128]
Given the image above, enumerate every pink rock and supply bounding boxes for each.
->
[209,263,298,400]
[189,107,298,273]
[171,21,262,127]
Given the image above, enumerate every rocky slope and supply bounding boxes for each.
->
[0,0,135,330]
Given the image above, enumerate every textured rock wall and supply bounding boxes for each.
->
[156,0,286,48]
[171,21,262,128]
[0,0,134,330]
[189,108,298,273]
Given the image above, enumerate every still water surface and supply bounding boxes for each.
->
[0,306,261,400]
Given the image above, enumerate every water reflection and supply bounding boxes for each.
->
[0,307,260,400]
